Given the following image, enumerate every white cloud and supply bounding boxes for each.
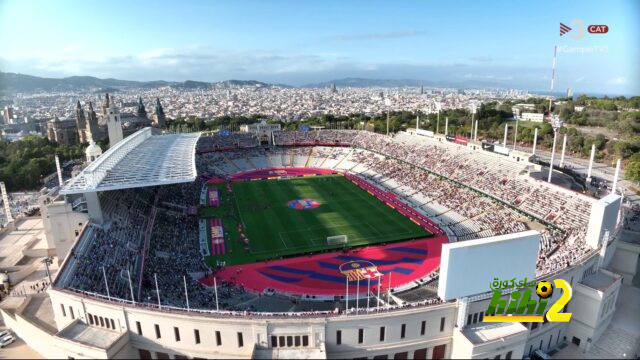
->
[611,76,627,85]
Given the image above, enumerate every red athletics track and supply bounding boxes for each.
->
[200,167,448,296]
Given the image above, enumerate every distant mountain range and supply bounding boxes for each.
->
[0,72,288,93]
[0,72,554,95]
[303,78,429,88]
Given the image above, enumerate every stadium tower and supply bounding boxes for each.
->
[106,95,124,148]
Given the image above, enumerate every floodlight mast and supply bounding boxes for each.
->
[547,46,562,184]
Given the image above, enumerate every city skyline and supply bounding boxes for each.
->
[0,0,639,95]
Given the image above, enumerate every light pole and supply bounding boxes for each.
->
[435,101,441,134]
[513,116,519,151]
[547,115,563,183]
[42,257,53,285]
[384,98,391,136]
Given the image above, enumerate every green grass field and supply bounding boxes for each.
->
[200,175,431,266]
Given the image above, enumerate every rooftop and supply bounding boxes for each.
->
[581,270,621,292]
[60,128,200,194]
[462,322,528,344]
[57,321,123,349]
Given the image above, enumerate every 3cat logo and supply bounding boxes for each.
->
[560,20,609,40]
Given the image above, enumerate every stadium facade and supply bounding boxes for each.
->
[0,126,632,359]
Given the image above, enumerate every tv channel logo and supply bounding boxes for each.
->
[483,278,572,323]
[560,20,609,40]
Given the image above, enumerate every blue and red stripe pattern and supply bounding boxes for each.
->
[200,235,447,295]
[209,218,225,255]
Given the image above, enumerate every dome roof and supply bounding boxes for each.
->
[85,140,103,157]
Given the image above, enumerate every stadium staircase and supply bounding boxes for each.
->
[332,149,353,169]
[266,152,274,168]
[221,153,242,172]
[245,156,257,169]
[137,192,159,300]
[317,148,332,168]
[289,149,295,167]
[304,147,315,167]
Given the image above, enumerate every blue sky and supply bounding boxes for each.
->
[0,0,638,94]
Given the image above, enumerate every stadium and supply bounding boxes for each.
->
[2,127,629,359]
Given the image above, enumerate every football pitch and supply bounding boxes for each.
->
[200,174,431,266]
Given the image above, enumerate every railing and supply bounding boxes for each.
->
[55,287,448,319]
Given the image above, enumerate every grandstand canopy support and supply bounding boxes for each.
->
[60,128,201,194]
[85,191,103,224]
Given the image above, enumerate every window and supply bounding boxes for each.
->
[104,318,110,329]
[414,348,427,359]
[394,351,408,360]
[420,320,426,335]
[88,314,94,325]
[155,352,170,360]
[380,326,386,341]
[110,319,115,329]
[336,330,342,345]
[174,356,188,360]
[279,336,285,347]
[467,314,473,325]
[138,349,152,359]
[302,335,309,347]
[69,306,74,319]
[136,321,142,335]
[400,324,406,339]
[174,327,181,342]
[572,336,581,346]
[506,350,512,360]
[295,336,301,347]
[473,313,478,324]
[237,332,244,347]
[216,330,222,346]
[194,329,200,344]
[287,336,293,347]
[155,324,161,339]
[432,344,446,360]
[479,312,484,322]
[374,355,389,360]
[99,317,104,327]
[271,336,277,348]
[440,317,445,332]
[358,328,364,344]
[61,304,66,317]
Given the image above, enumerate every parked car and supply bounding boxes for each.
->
[0,335,15,348]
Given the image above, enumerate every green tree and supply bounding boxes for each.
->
[624,159,640,182]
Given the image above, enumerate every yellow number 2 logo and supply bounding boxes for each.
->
[546,279,572,322]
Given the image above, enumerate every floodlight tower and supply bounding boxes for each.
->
[435,101,441,134]
[548,115,563,183]
[471,103,479,141]
[384,98,391,136]
[468,103,475,140]
[547,46,562,183]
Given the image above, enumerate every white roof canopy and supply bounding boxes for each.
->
[61,128,201,194]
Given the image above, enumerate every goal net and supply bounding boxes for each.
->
[327,235,348,246]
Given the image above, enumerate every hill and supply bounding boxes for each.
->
[0,72,284,93]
